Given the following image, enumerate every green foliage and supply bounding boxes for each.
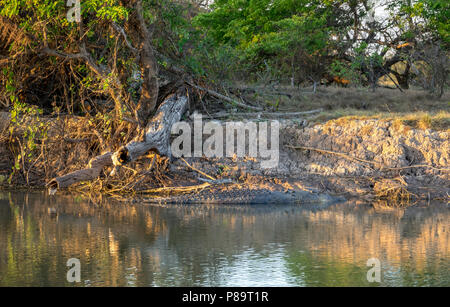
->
[194,0,332,58]
[192,0,363,82]
[0,0,448,109]
[192,0,448,85]
[387,0,449,45]
[0,0,132,114]
[329,60,358,84]
[0,0,127,22]
[420,0,450,45]
[8,100,49,184]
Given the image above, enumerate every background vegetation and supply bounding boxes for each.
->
[0,0,448,187]
[1,0,448,112]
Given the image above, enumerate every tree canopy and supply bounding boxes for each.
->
[194,0,448,91]
[0,0,448,115]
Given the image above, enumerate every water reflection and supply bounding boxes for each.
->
[0,192,448,286]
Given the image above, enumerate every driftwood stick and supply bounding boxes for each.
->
[138,182,211,194]
[180,157,216,181]
[138,177,233,194]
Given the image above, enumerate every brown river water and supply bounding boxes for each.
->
[0,192,448,286]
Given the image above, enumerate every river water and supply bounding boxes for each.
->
[0,192,448,287]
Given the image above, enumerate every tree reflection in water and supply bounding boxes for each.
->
[0,192,448,286]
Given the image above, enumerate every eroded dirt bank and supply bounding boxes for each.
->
[164,118,449,204]
[0,113,449,204]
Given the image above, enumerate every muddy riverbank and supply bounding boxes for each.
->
[1,113,449,204]
[155,118,448,204]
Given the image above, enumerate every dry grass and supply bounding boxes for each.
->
[245,85,449,130]
[277,86,449,112]
[312,110,450,132]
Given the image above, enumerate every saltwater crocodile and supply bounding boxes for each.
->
[142,186,345,205]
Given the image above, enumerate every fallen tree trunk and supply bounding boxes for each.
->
[48,91,189,192]
[47,152,113,193]
[111,91,188,166]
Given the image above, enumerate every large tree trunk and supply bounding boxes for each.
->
[130,0,160,129]
[112,91,188,166]
[47,1,191,193]
[47,90,189,192]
